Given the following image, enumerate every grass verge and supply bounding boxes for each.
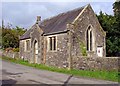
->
[1,56,119,82]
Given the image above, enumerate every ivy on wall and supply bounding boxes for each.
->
[77,37,87,56]
[72,32,87,56]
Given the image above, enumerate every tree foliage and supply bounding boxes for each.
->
[1,26,26,49]
[97,1,120,56]
[113,1,120,16]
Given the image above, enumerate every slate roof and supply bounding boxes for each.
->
[20,29,31,40]
[20,25,36,40]
[20,5,85,40]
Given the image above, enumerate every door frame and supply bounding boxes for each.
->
[34,39,38,63]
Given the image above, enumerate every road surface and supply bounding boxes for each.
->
[0,59,118,85]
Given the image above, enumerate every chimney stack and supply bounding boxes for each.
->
[36,16,41,24]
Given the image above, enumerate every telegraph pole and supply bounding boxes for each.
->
[2,19,4,29]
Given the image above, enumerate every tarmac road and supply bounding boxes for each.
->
[0,58,118,85]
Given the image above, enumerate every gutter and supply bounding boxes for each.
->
[43,30,69,36]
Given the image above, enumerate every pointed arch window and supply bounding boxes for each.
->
[86,26,93,51]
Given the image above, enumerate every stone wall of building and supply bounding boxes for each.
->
[19,40,31,61]
[30,25,43,64]
[71,5,106,57]
[45,33,69,68]
[72,56,119,71]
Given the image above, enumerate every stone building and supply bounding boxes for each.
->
[19,4,106,68]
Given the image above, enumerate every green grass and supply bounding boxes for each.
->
[1,56,119,82]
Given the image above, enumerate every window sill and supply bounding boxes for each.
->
[87,51,94,53]
[87,51,95,57]
[47,50,57,52]
[24,51,31,52]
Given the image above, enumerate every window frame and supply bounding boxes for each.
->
[47,35,57,52]
[86,26,93,51]
[24,39,31,52]
[26,40,30,51]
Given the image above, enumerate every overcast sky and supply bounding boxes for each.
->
[1,1,115,29]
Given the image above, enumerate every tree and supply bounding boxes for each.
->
[113,1,120,16]
[97,1,120,56]
[113,1,120,56]
[1,26,26,49]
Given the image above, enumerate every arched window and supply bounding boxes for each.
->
[86,26,93,51]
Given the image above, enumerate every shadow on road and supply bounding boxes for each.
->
[62,75,73,86]
[1,70,22,86]
[1,79,17,86]
[2,69,23,76]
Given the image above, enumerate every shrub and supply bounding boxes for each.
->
[13,48,19,52]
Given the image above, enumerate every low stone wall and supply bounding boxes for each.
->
[2,50,119,71]
[2,51,19,59]
[72,56,119,71]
